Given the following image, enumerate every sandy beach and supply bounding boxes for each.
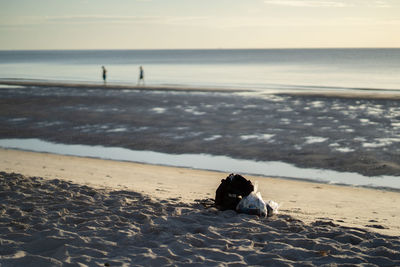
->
[1,148,400,266]
[2,1,400,264]
[1,81,400,266]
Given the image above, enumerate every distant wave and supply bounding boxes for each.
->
[1,78,400,95]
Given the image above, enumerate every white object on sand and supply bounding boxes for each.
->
[266,200,280,215]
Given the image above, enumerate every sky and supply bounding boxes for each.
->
[0,0,399,50]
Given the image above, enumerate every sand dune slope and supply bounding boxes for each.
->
[1,172,399,266]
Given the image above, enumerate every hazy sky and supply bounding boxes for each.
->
[1,0,399,50]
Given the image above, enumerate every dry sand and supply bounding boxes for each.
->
[1,148,400,266]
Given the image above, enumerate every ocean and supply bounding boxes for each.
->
[1,49,400,190]
[1,48,400,92]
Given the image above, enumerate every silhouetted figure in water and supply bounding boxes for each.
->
[138,66,145,86]
[102,66,107,84]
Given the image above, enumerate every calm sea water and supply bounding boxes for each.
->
[1,49,400,91]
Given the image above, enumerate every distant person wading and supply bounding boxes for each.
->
[138,66,145,86]
[102,66,107,84]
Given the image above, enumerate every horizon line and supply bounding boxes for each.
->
[1,46,400,52]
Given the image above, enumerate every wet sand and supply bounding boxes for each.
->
[1,81,400,177]
[0,79,247,93]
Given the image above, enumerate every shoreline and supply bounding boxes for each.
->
[283,90,400,100]
[0,79,249,93]
[3,78,400,100]
[1,147,399,237]
[2,138,400,191]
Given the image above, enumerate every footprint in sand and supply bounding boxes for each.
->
[365,224,388,229]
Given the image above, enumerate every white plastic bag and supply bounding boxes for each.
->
[236,182,279,217]
[236,191,268,217]
[266,200,279,216]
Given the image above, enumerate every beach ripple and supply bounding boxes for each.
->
[1,172,399,266]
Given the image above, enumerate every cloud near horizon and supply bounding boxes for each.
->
[0,15,211,28]
[264,0,348,7]
[264,0,391,8]
[2,13,400,30]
